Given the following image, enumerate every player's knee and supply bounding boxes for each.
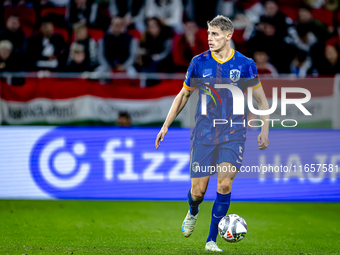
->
[191,187,206,199]
[217,178,233,194]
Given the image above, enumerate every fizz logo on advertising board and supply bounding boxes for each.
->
[36,138,90,189]
[30,129,93,193]
[30,127,191,199]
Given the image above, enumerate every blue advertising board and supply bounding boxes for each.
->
[22,127,340,201]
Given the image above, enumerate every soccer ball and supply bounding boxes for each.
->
[218,214,247,243]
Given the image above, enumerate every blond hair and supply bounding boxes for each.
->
[0,40,13,51]
[207,15,234,33]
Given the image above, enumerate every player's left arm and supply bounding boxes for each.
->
[252,85,270,150]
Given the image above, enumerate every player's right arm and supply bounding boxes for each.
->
[155,57,197,149]
[155,87,191,149]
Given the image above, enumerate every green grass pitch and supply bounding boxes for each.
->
[0,200,339,254]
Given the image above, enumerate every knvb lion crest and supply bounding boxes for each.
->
[230,69,241,82]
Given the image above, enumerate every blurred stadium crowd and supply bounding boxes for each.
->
[0,0,340,78]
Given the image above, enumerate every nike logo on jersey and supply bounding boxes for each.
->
[203,69,212,77]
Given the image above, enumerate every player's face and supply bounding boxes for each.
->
[207,26,231,52]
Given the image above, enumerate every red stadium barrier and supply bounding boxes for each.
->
[0,76,338,128]
[0,78,183,101]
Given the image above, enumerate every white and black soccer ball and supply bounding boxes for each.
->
[218,214,247,243]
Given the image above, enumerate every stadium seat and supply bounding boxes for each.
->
[128,28,141,40]
[326,36,339,47]
[311,8,334,27]
[280,6,298,21]
[232,29,247,54]
[54,27,69,43]
[278,0,302,6]
[40,7,66,18]
[88,29,105,41]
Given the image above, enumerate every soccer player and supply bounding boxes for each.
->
[155,15,270,252]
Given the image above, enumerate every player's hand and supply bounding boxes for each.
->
[257,131,269,150]
[155,127,168,150]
